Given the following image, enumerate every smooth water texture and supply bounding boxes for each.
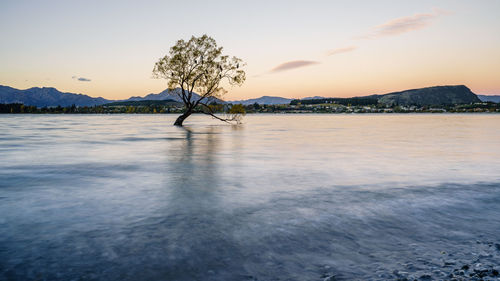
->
[1,114,500,280]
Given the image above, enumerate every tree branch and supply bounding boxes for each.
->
[199,103,240,123]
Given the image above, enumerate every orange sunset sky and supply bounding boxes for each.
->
[1,0,499,100]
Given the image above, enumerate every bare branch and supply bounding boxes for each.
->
[199,103,241,123]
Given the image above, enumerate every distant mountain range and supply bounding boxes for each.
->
[477,95,500,103]
[302,96,327,100]
[0,85,221,107]
[236,86,483,106]
[0,84,497,107]
[228,96,293,105]
[125,88,223,104]
[104,99,182,107]
[0,85,110,107]
[227,96,331,105]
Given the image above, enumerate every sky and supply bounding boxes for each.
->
[1,0,499,100]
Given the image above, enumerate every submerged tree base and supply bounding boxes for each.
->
[174,111,192,126]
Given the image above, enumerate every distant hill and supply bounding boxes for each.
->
[376,85,481,106]
[126,88,184,102]
[302,96,326,100]
[125,88,224,104]
[229,96,292,105]
[0,85,110,107]
[104,99,182,106]
[477,95,500,103]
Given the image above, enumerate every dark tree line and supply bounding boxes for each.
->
[0,103,39,113]
[0,103,238,114]
[0,103,185,114]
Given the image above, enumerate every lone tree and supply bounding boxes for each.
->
[153,34,246,126]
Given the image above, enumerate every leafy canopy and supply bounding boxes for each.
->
[152,34,245,108]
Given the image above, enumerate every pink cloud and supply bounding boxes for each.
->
[326,46,357,56]
[270,60,319,73]
[362,9,448,39]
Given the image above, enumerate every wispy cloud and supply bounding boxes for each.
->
[361,9,447,39]
[72,76,91,82]
[271,60,319,73]
[326,46,357,56]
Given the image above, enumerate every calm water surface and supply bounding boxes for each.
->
[1,114,500,280]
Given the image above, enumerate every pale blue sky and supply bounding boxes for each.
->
[1,0,499,99]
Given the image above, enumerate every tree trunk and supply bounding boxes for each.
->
[174,110,192,126]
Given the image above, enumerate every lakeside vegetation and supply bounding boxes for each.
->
[1,101,499,114]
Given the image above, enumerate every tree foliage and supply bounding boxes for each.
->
[152,34,246,125]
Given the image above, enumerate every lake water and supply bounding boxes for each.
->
[1,114,500,280]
